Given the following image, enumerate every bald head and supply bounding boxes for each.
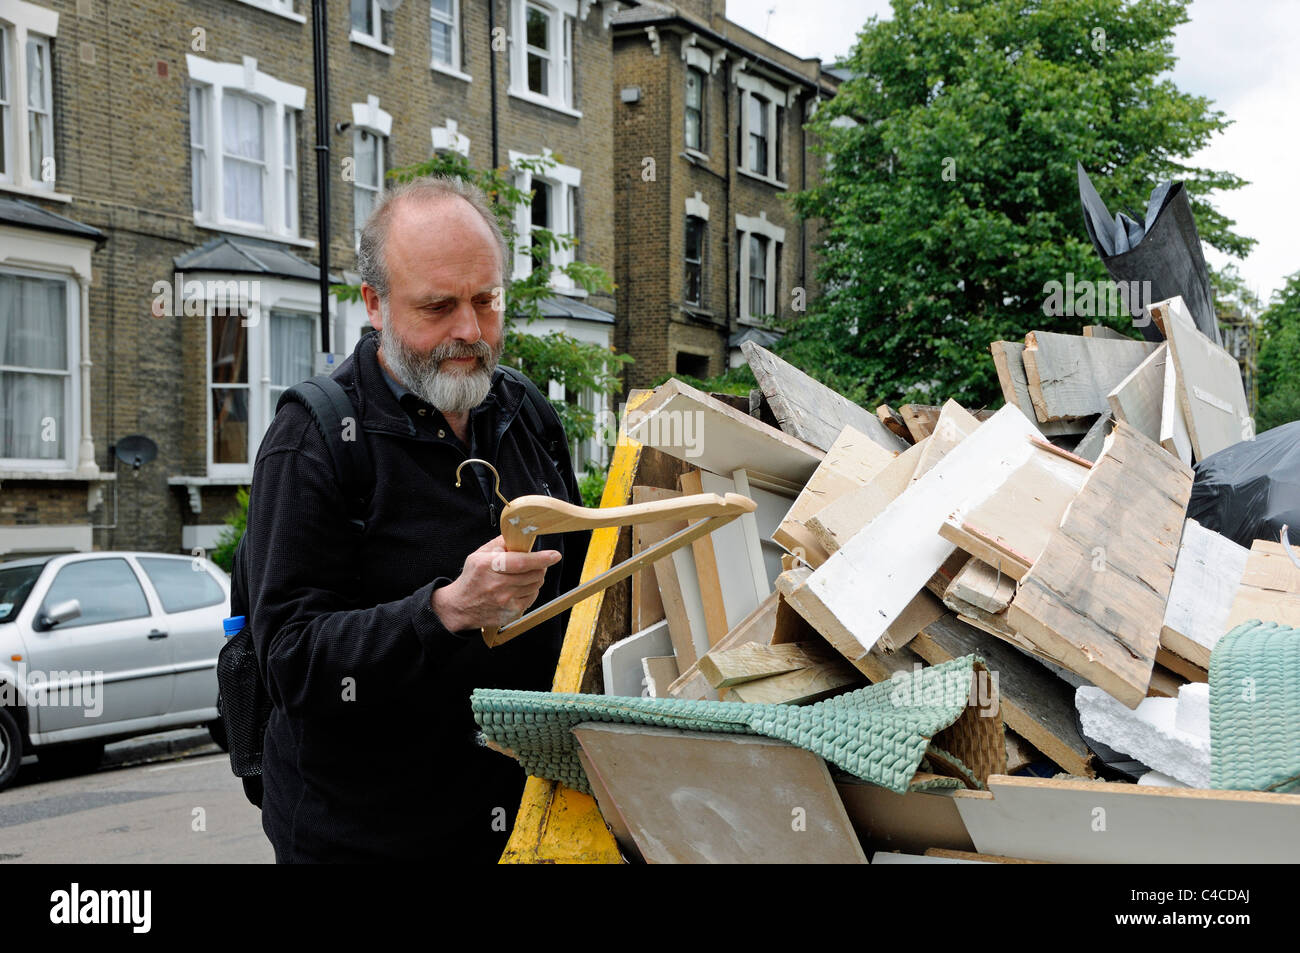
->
[357,175,508,300]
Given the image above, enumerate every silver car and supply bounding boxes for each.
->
[0,551,231,791]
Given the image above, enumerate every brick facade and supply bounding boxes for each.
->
[611,1,836,390]
[1,0,620,556]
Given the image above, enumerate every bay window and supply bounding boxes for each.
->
[0,269,75,467]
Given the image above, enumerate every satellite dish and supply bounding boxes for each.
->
[114,435,158,471]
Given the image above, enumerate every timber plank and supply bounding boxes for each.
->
[912,613,1095,777]
[626,377,824,485]
[989,341,1090,437]
[742,340,906,452]
[698,641,833,688]
[1160,519,1249,669]
[1107,342,1168,443]
[804,437,928,555]
[1156,296,1252,459]
[1160,350,1194,465]
[773,425,897,568]
[1022,330,1158,422]
[679,469,729,645]
[1006,420,1193,708]
[789,406,1044,660]
[725,657,864,704]
[1223,538,1300,632]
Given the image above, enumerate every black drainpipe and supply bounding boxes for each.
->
[722,74,731,365]
[489,0,500,168]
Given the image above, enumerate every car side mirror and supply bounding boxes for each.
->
[35,599,82,632]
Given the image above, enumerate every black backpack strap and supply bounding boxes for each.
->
[277,376,373,525]
[498,365,567,464]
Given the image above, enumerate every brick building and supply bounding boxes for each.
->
[610,0,837,389]
[0,0,622,558]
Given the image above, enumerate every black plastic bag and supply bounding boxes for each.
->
[1078,164,1221,347]
[1188,420,1300,547]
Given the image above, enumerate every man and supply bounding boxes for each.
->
[244,176,587,863]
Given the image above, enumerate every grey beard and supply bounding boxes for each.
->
[379,312,501,414]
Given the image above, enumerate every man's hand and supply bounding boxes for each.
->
[431,535,562,633]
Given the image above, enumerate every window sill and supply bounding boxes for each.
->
[0,181,73,203]
[683,148,710,164]
[169,475,251,514]
[350,31,395,56]
[432,62,472,84]
[0,468,113,482]
[507,88,582,119]
[735,167,789,190]
[229,0,307,23]
[193,214,316,249]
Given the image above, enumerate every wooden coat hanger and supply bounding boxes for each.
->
[456,459,755,648]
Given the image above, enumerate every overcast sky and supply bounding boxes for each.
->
[725,0,1299,306]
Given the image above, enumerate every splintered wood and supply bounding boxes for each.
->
[742,340,906,452]
[1007,420,1194,708]
[1022,331,1159,422]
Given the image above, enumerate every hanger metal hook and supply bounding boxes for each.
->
[455,458,509,507]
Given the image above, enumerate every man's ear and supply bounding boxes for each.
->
[361,284,383,331]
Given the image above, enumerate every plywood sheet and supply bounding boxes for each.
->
[956,775,1300,864]
[574,724,868,864]
[1007,420,1193,707]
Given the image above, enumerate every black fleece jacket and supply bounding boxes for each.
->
[244,331,587,863]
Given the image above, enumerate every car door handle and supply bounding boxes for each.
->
[147,629,169,640]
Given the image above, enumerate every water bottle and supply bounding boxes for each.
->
[223,615,246,639]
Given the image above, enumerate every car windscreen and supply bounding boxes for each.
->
[0,563,47,623]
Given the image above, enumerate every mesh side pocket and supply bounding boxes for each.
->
[216,624,271,778]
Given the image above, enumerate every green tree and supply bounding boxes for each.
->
[1256,271,1300,432]
[786,0,1254,408]
[334,150,631,456]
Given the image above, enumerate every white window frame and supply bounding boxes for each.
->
[509,150,581,292]
[735,70,789,188]
[187,55,306,244]
[509,0,580,117]
[0,0,66,200]
[0,22,14,186]
[202,276,322,479]
[350,96,392,251]
[735,211,785,324]
[350,0,393,55]
[0,263,78,471]
[430,117,470,157]
[228,0,305,23]
[430,0,470,82]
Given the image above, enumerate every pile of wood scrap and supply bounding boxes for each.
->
[582,296,1300,861]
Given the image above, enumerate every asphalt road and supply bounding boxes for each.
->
[0,730,273,863]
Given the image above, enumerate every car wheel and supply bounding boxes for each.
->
[0,708,22,792]
[38,739,105,779]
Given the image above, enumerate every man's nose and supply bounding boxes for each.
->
[448,299,482,343]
